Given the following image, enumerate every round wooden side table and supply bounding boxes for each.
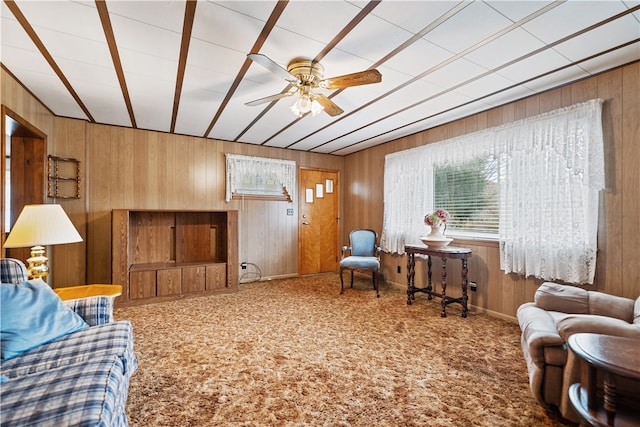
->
[568,333,640,427]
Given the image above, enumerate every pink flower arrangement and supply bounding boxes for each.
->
[424,209,450,227]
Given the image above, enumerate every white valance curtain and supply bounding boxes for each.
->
[225,154,296,202]
[382,99,605,284]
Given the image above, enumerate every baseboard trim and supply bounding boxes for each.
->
[384,279,517,324]
[256,273,298,282]
[468,306,517,323]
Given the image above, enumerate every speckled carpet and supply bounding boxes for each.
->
[115,274,567,426]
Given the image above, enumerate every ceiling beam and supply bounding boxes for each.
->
[170,0,197,133]
[203,0,290,138]
[95,0,136,128]
[4,0,95,122]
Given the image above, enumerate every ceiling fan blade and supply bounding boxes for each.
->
[314,95,344,116]
[322,69,382,90]
[245,91,295,106]
[247,53,298,83]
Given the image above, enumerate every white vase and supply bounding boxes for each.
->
[428,224,445,238]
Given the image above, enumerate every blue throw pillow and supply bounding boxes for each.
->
[1,279,89,361]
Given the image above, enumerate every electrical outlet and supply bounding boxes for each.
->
[470,281,477,292]
[241,262,247,269]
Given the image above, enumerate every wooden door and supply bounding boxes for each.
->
[298,168,339,275]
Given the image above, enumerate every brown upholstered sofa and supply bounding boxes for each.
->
[517,282,640,422]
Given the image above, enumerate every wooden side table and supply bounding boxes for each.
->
[568,333,640,427]
[54,284,122,301]
[405,244,472,318]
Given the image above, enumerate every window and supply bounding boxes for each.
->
[433,156,498,235]
[225,154,296,202]
[382,99,605,284]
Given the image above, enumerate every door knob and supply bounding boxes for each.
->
[302,221,310,225]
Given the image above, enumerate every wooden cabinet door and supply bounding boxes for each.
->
[206,264,227,289]
[182,265,206,292]
[157,268,181,296]
[129,270,156,299]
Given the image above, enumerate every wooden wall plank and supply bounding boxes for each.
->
[134,131,154,207]
[539,88,562,113]
[51,119,87,286]
[621,63,640,297]
[594,68,623,294]
[571,77,599,104]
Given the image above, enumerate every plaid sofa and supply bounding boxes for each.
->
[0,258,138,426]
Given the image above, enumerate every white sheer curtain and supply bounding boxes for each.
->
[497,99,604,284]
[381,99,605,284]
[225,154,296,202]
[381,125,497,254]
[381,146,432,253]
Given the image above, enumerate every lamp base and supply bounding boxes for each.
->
[26,245,49,280]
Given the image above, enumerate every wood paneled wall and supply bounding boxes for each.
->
[85,124,342,283]
[2,67,343,287]
[343,61,640,320]
[2,63,638,320]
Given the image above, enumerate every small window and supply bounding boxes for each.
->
[225,154,296,202]
[433,156,499,236]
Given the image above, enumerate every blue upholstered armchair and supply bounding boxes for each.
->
[339,229,381,297]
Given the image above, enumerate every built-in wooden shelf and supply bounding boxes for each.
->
[112,209,238,303]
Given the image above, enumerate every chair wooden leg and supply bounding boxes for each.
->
[350,271,354,288]
[373,271,379,298]
[340,267,345,294]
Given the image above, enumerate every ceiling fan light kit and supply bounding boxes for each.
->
[247,53,381,118]
[290,95,324,118]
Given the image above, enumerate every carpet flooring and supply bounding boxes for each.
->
[115,274,567,426]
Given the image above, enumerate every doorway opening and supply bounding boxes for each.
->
[2,106,47,259]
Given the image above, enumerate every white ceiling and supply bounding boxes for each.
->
[2,0,639,155]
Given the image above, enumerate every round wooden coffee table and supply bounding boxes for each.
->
[568,333,640,427]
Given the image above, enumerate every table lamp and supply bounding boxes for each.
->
[3,204,83,280]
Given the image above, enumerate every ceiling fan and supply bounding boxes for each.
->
[245,53,382,117]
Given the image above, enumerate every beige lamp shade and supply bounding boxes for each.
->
[4,204,82,248]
